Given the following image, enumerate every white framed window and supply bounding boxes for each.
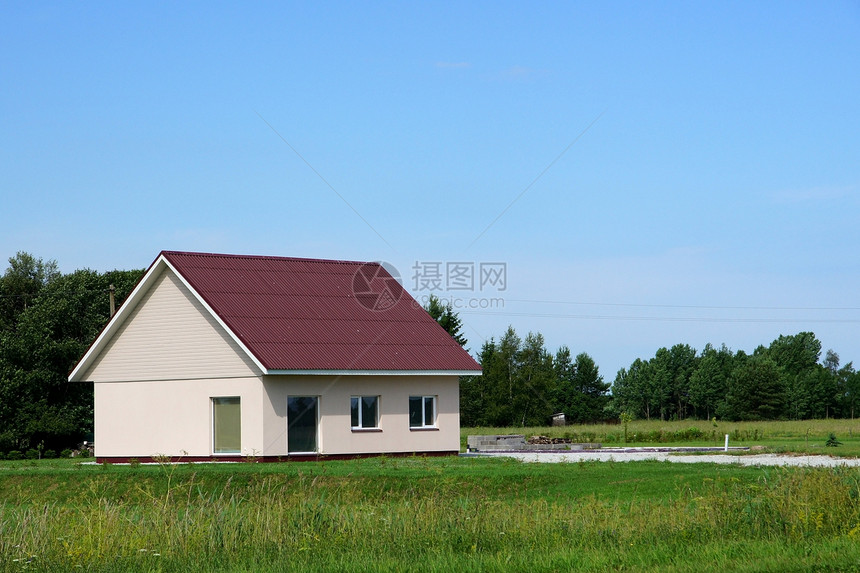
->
[212,397,241,454]
[351,396,380,429]
[409,395,436,429]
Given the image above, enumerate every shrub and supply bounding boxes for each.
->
[7,450,22,460]
[43,449,57,459]
[60,449,73,458]
[0,452,5,460]
[25,449,39,460]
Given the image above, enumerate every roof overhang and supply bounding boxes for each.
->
[265,369,482,376]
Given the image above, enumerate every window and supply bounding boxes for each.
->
[409,395,436,428]
[287,396,319,453]
[212,397,241,454]
[351,396,379,429]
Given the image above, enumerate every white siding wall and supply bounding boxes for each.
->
[95,377,264,457]
[83,268,259,382]
[262,375,460,456]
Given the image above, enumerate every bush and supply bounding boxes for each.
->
[60,449,73,458]
[43,449,57,459]
[0,452,6,460]
[7,450,22,460]
[25,449,39,460]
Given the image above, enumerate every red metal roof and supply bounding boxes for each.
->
[160,251,481,373]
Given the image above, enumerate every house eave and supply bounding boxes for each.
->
[264,369,482,376]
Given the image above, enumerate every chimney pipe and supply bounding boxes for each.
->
[109,284,116,318]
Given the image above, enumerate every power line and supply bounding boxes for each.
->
[504,298,860,312]
[461,310,860,324]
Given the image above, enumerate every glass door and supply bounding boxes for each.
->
[287,396,319,453]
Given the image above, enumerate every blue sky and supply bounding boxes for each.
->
[2,2,859,378]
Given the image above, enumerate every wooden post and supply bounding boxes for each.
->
[109,284,116,317]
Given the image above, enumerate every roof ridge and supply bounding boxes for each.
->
[161,250,372,266]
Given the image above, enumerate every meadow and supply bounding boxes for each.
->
[2,420,860,571]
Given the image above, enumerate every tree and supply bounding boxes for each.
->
[689,344,733,420]
[459,340,495,427]
[845,365,860,419]
[0,252,59,331]
[610,358,654,420]
[514,332,555,426]
[424,294,467,347]
[552,346,575,418]
[767,332,823,419]
[0,263,143,451]
[667,344,697,420]
[461,326,568,427]
[719,355,783,421]
[566,352,609,423]
[824,349,840,374]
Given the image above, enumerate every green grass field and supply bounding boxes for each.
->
[2,449,860,572]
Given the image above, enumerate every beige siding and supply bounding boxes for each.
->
[83,268,259,382]
[95,377,264,457]
[262,375,460,456]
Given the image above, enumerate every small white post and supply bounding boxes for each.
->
[724,434,729,452]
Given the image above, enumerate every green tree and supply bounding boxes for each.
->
[845,365,860,419]
[689,343,733,420]
[552,346,575,418]
[610,358,654,420]
[424,294,467,347]
[719,355,783,421]
[566,352,609,423]
[0,252,59,331]
[0,264,143,451]
[514,332,555,426]
[669,344,697,419]
[768,332,823,419]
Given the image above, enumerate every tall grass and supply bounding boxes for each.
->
[2,460,860,571]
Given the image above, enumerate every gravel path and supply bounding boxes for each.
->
[474,451,860,467]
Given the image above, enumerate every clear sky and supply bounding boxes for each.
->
[2,2,859,379]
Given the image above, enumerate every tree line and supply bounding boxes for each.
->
[0,252,142,453]
[611,333,860,421]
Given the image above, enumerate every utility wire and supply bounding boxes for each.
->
[504,298,860,312]
[461,310,860,324]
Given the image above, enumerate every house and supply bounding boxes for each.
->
[68,251,481,462]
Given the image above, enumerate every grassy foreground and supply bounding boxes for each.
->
[2,456,860,571]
